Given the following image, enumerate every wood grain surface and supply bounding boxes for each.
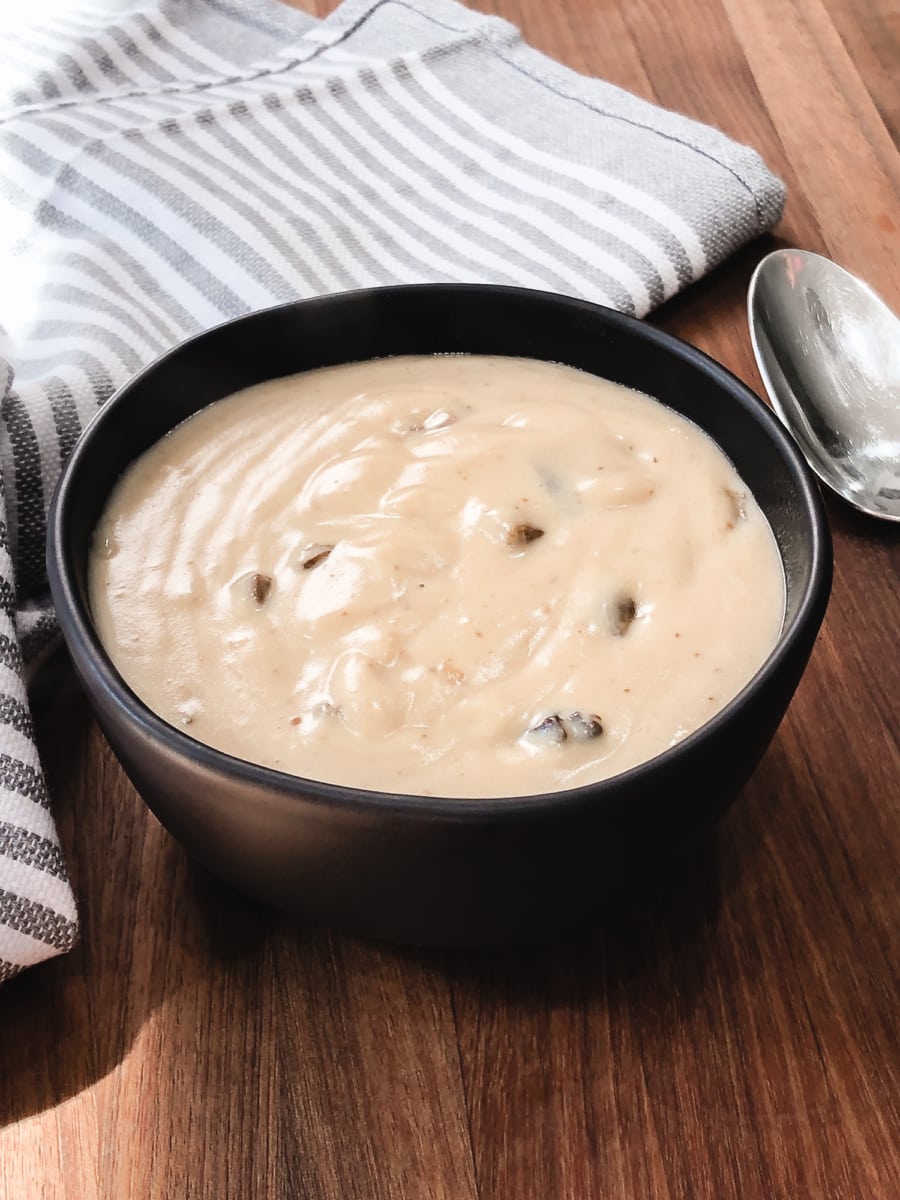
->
[2,1,898,1197]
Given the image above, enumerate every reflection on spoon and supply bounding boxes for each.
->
[748,249,900,522]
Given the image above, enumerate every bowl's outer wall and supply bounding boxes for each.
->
[82,628,818,944]
[48,286,833,944]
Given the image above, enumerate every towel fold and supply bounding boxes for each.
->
[0,0,785,981]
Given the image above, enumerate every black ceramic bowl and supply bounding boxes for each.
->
[47,285,832,945]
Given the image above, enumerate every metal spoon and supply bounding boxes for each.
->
[748,248,900,522]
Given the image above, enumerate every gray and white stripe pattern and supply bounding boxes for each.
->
[0,0,785,980]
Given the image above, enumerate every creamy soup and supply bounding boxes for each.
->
[90,355,784,797]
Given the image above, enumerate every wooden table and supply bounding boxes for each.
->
[2,1,898,1196]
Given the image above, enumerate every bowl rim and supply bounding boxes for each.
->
[47,282,833,820]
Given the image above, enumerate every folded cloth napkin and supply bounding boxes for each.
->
[0,0,785,981]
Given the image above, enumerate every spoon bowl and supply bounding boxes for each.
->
[748,249,900,522]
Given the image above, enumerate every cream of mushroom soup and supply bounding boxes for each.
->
[89,355,784,797]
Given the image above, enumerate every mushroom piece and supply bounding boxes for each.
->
[525,710,604,747]
[565,711,604,740]
[527,714,568,744]
[299,543,335,570]
[613,594,637,636]
[506,522,545,548]
[250,572,273,605]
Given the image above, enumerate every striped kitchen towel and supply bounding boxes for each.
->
[0,0,785,981]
